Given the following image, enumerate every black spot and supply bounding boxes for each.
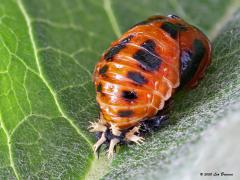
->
[133,40,161,71]
[104,35,133,61]
[141,39,156,52]
[180,39,206,86]
[104,45,125,61]
[160,22,178,39]
[133,50,161,71]
[127,71,148,85]
[99,65,108,75]
[118,110,133,117]
[192,39,205,62]
[160,22,187,39]
[97,83,102,92]
[122,90,137,101]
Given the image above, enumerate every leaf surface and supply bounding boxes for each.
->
[0,0,239,179]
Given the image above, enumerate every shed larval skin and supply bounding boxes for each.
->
[89,15,211,158]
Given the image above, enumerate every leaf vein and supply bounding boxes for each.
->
[16,0,93,150]
[0,114,20,179]
[103,0,121,37]
[37,46,92,77]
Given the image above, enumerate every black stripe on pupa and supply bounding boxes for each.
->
[104,35,134,61]
[133,39,161,71]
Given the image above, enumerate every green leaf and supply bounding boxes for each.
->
[0,0,239,179]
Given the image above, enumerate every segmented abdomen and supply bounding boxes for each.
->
[94,20,180,129]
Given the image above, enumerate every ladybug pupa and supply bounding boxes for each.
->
[89,14,211,158]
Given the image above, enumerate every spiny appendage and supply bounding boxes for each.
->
[88,121,107,132]
[88,121,144,158]
[125,126,144,145]
[88,120,107,154]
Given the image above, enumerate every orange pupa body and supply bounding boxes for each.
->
[93,15,211,130]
